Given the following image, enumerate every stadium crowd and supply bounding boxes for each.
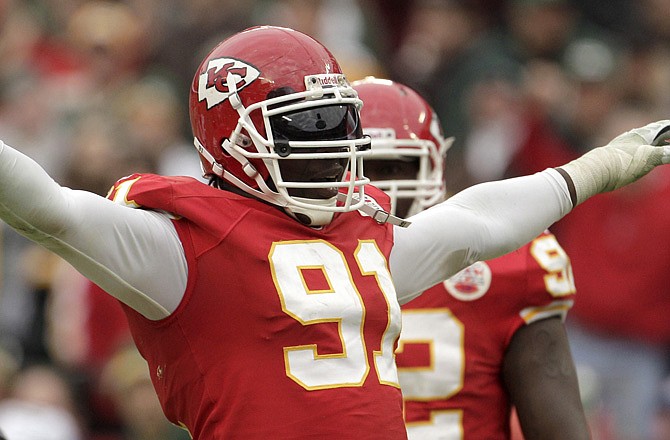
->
[1,0,670,439]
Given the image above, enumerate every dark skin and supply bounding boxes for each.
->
[504,317,590,439]
[364,158,419,216]
[366,157,590,440]
[210,147,348,225]
[276,147,349,225]
[270,102,360,201]
[277,147,348,199]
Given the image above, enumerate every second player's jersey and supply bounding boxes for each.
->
[396,231,575,440]
[107,174,407,439]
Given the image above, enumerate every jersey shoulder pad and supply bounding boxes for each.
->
[106,173,219,210]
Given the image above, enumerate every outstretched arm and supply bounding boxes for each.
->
[0,141,187,320]
[390,120,670,302]
[391,169,572,302]
[503,317,589,440]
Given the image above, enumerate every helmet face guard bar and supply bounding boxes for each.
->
[268,141,371,213]
[365,137,450,216]
[370,179,443,215]
[216,78,372,213]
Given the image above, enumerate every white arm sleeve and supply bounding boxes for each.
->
[390,169,572,304]
[0,141,187,320]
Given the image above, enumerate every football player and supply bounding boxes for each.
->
[354,77,589,439]
[0,26,669,439]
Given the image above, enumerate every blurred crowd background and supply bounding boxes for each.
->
[1,0,670,439]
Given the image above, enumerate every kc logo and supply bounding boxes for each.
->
[443,261,492,301]
[198,57,260,109]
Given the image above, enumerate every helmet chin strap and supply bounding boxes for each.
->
[335,193,411,228]
[285,197,337,226]
[197,136,410,228]
[284,194,413,228]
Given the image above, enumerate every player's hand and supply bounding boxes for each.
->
[606,118,670,149]
[652,128,670,148]
[558,120,670,205]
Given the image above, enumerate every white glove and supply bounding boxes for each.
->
[557,120,670,205]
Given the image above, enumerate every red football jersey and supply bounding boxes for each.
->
[553,167,670,344]
[396,231,575,440]
[106,174,406,439]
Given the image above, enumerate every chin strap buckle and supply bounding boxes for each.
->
[337,193,411,227]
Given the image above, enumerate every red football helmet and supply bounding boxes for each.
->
[189,26,371,226]
[352,77,452,216]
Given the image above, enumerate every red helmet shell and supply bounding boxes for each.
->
[354,78,444,147]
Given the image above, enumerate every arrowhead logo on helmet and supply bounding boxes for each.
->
[197,57,260,109]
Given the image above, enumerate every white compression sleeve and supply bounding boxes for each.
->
[390,169,572,304]
[0,141,187,320]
